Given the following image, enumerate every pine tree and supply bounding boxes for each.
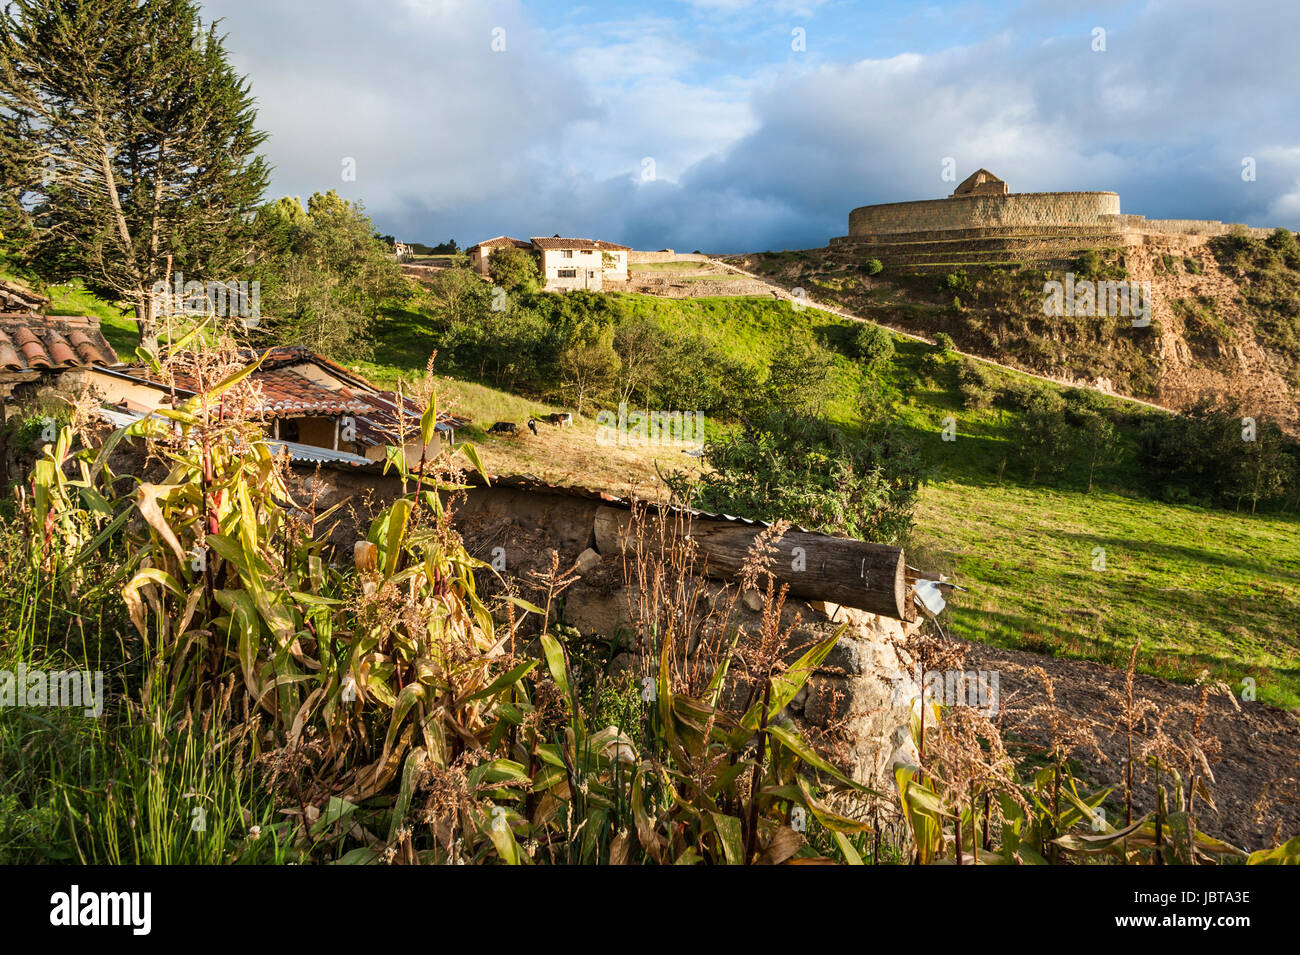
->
[0,0,268,349]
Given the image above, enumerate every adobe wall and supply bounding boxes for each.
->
[849,192,1121,236]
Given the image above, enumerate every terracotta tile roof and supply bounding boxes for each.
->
[0,279,50,313]
[467,236,534,252]
[529,237,632,251]
[0,315,119,372]
[252,366,376,416]
[235,346,378,391]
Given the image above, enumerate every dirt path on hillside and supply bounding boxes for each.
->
[710,257,1173,415]
[960,641,1300,852]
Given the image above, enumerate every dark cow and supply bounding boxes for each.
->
[488,421,518,435]
[547,412,574,426]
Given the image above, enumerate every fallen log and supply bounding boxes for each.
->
[592,505,910,620]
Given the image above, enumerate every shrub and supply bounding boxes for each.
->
[939,272,970,295]
[864,258,884,275]
[1266,227,1300,261]
[1074,250,1103,278]
[1136,400,1298,511]
[670,410,928,545]
[850,322,895,368]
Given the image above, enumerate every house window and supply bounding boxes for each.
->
[557,268,578,278]
[562,250,573,258]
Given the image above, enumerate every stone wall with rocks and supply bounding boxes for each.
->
[626,251,712,263]
[840,193,1273,270]
[849,192,1121,236]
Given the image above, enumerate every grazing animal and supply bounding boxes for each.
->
[548,412,573,426]
[527,418,539,435]
[488,421,518,435]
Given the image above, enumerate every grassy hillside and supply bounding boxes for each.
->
[363,291,1300,708]
[731,231,1300,435]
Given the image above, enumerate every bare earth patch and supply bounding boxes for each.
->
[964,641,1300,852]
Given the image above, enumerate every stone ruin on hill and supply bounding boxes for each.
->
[830,168,1273,273]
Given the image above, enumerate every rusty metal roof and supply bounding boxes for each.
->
[0,315,119,372]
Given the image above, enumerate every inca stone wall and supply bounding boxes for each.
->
[848,192,1121,236]
[840,188,1272,270]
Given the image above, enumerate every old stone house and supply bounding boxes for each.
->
[464,235,632,291]
[84,346,466,468]
[530,237,630,291]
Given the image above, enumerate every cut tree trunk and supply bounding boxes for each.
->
[592,505,911,620]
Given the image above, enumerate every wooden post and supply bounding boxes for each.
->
[593,505,911,620]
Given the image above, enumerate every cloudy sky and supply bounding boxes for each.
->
[200,0,1300,252]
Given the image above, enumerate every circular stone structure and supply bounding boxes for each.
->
[848,190,1121,237]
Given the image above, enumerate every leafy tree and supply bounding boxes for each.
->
[636,326,759,419]
[488,245,538,291]
[920,334,958,385]
[0,0,269,348]
[765,340,838,417]
[249,191,406,360]
[1131,398,1298,511]
[1237,418,1294,513]
[1076,411,1117,492]
[424,265,490,331]
[558,318,619,415]
[956,358,994,410]
[613,314,666,407]
[1014,391,1069,484]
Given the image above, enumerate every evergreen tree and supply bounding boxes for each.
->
[0,0,269,348]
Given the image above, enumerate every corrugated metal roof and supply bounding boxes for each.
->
[265,439,373,466]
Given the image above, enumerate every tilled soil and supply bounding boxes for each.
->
[963,641,1300,852]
